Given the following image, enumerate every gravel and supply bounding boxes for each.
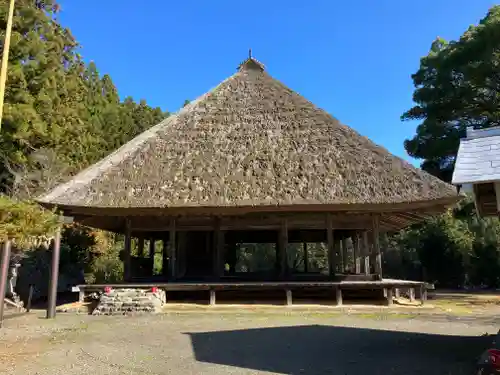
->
[0,309,498,375]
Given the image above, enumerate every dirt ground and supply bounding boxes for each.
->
[1,301,500,375]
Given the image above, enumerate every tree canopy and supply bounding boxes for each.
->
[402,5,500,182]
[0,1,167,249]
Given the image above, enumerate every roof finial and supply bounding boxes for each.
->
[238,50,265,72]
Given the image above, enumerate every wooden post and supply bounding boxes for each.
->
[362,231,370,275]
[162,236,168,279]
[335,240,342,274]
[47,226,62,319]
[326,214,335,277]
[286,289,292,306]
[409,288,415,302]
[209,289,216,306]
[303,242,309,273]
[138,238,145,257]
[149,239,155,275]
[0,239,12,327]
[279,219,288,279]
[342,237,349,272]
[420,284,427,305]
[353,233,361,274]
[169,219,177,280]
[213,217,224,279]
[386,288,394,306]
[123,219,132,281]
[371,215,382,278]
[335,287,343,306]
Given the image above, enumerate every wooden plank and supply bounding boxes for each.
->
[169,218,177,280]
[123,219,132,281]
[326,214,335,277]
[353,233,361,274]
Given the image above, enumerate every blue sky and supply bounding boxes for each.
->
[58,0,496,165]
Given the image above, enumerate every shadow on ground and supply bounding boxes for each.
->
[186,324,491,375]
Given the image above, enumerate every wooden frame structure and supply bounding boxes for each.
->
[36,56,461,308]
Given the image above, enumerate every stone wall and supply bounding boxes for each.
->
[92,288,166,315]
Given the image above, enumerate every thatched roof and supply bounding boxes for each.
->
[38,57,458,211]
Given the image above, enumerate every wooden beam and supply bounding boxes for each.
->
[169,218,177,280]
[371,215,382,277]
[55,195,460,218]
[123,218,132,281]
[326,214,335,277]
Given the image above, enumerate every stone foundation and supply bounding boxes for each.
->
[92,288,166,315]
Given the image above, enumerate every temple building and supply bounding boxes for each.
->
[38,56,461,305]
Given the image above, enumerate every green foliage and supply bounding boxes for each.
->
[0,195,59,248]
[402,5,500,181]
[0,1,168,286]
[384,195,500,288]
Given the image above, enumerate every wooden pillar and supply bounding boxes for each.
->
[362,231,370,275]
[353,233,361,274]
[335,287,343,306]
[213,217,224,279]
[279,219,288,279]
[385,288,394,306]
[162,236,168,279]
[335,239,342,274]
[138,238,145,257]
[209,289,216,306]
[226,241,237,275]
[326,214,335,277]
[286,289,292,306]
[149,239,155,275]
[303,242,309,273]
[169,219,177,280]
[371,215,382,278]
[46,226,62,319]
[342,237,349,273]
[0,239,12,327]
[123,219,132,282]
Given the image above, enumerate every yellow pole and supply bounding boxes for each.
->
[0,0,15,132]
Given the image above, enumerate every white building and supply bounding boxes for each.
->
[452,126,500,217]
